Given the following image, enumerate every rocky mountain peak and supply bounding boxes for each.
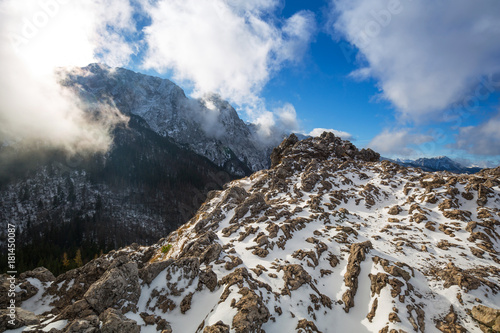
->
[61,64,271,176]
[270,131,380,168]
[2,134,499,333]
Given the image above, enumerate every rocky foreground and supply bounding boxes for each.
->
[1,133,500,332]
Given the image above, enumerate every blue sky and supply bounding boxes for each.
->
[1,0,499,166]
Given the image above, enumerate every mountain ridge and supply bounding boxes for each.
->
[3,132,499,332]
[383,156,483,174]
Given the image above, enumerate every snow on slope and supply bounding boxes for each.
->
[4,133,499,333]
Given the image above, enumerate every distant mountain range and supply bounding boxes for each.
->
[383,156,483,174]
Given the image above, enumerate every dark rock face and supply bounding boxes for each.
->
[270,133,299,168]
[63,63,271,175]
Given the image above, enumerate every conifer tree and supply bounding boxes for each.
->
[62,252,70,267]
[74,249,83,267]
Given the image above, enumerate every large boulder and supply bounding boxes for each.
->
[19,267,55,282]
[0,307,39,331]
[139,259,174,285]
[232,287,270,333]
[100,308,140,333]
[84,262,140,313]
[65,315,100,333]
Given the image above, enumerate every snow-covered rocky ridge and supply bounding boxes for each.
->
[61,63,272,176]
[3,133,500,332]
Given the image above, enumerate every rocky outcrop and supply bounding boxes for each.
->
[232,287,270,333]
[429,263,498,293]
[436,306,467,332]
[471,305,500,332]
[342,241,372,312]
[204,321,230,333]
[19,267,55,283]
[100,308,141,333]
[296,319,322,332]
[270,133,299,168]
[271,132,380,169]
[84,261,141,313]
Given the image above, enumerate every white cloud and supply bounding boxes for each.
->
[253,103,301,144]
[276,103,299,131]
[0,0,135,154]
[369,129,433,156]
[452,111,500,156]
[225,0,280,13]
[141,0,316,107]
[254,111,277,139]
[308,128,352,140]
[331,0,500,119]
[453,157,499,169]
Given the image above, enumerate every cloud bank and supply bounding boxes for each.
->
[331,0,500,119]
[0,0,135,154]
[369,129,433,156]
[452,111,500,156]
[252,103,300,145]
